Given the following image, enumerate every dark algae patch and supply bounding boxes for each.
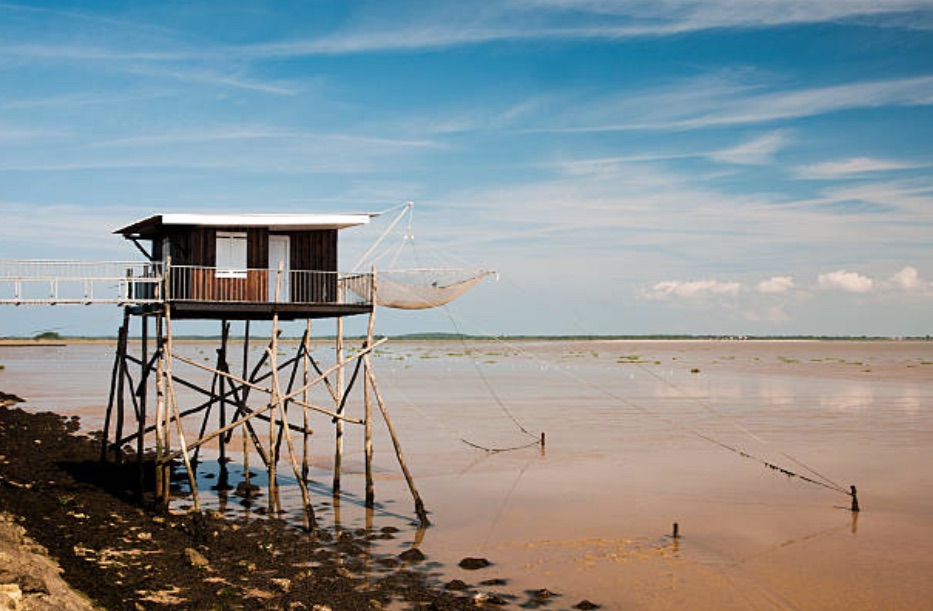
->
[0,403,591,610]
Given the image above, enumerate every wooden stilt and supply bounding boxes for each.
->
[163,302,201,511]
[366,366,429,525]
[269,343,316,531]
[274,331,305,458]
[242,320,252,496]
[154,313,166,503]
[193,357,219,464]
[218,321,229,466]
[302,320,312,481]
[242,420,251,495]
[114,309,130,460]
[333,317,344,495]
[137,314,148,499]
[267,262,283,514]
[101,317,125,462]
[364,269,377,507]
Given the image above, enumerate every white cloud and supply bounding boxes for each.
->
[887,266,930,293]
[757,276,795,294]
[795,156,924,179]
[643,279,742,299]
[818,269,874,293]
[709,130,791,165]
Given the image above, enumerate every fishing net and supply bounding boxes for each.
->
[369,269,495,310]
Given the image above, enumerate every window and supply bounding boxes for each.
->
[216,231,248,278]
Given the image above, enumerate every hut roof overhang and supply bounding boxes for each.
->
[114,213,372,239]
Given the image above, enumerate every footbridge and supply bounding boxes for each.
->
[0,260,162,306]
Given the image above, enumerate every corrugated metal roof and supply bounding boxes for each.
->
[114,213,372,236]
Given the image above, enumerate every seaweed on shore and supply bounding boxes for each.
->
[0,404,523,610]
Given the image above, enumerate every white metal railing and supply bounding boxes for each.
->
[0,260,163,305]
[0,260,373,308]
[164,265,373,306]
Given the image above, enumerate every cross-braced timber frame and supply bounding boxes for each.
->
[100,271,429,529]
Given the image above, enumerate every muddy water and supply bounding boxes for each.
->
[2,339,932,609]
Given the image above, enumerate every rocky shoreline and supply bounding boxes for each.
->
[0,397,596,610]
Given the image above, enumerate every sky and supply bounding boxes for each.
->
[1,0,932,337]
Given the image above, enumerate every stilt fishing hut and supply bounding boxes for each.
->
[102,211,438,528]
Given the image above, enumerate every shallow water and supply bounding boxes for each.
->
[2,339,932,609]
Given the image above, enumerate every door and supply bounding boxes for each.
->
[268,235,290,302]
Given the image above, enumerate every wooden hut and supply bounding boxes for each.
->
[114,213,374,319]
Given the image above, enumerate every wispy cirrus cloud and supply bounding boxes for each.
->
[535,73,933,133]
[709,130,791,165]
[240,1,933,57]
[795,156,927,179]
[92,128,444,150]
[520,0,933,31]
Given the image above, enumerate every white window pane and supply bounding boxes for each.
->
[216,232,247,278]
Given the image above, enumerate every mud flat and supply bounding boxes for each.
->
[0,401,592,610]
[2,338,933,609]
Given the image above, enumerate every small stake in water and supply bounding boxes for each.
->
[850,484,860,512]
[672,522,680,539]
[540,432,546,448]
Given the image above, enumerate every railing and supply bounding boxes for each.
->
[0,260,163,305]
[0,260,373,308]
[165,265,373,306]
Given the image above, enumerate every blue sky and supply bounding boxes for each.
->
[1,0,932,337]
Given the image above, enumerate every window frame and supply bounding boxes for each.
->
[215,231,248,279]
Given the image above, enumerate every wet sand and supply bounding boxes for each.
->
[2,339,932,609]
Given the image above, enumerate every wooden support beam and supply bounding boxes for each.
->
[367,366,429,526]
[333,317,344,495]
[366,370,431,526]
[136,314,148,499]
[100,317,126,462]
[364,271,377,507]
[161,401,276,463]
[163,300,201,511]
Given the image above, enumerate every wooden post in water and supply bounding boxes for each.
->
[114,308,130,460]
[363,268,376,507]
[154,313,167,504]
[268,337,316,530]
[333,316,345,495]
[137,314,149,499]
[302,319,312,481]
[101,314,126,462]
[242,320,252,494]
[163,302,201,511]
[367,366,429,525]
[218,321,229,468]
[267,261,284,514]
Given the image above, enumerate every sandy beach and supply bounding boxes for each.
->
[2,338,932,609]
